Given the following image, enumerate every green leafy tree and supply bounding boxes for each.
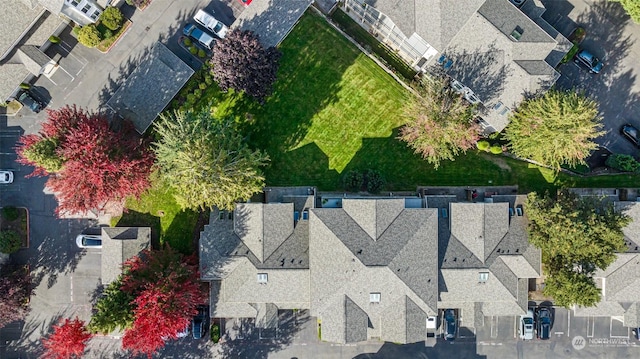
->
[605,153,640,172]
[99,6,123,31]
[526,190,630,307]
[503,90,604,169]
[77,25,102,48]
[399,77,480,169]
[153,110,269,211]
[614,0,640,23]
[543,267,602,308]
[88,278,134,334]
[20,137,64,173]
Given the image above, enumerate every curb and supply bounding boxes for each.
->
[98,20,133,54]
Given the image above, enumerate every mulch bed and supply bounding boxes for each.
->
[0,207,29,248]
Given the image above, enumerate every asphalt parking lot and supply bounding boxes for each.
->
[541,0,640,155]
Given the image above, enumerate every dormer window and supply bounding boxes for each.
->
[257,273,268,283]
[479,272,489,282]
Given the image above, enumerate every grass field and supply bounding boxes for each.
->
[112,174,199,255]
[120,10,638,241]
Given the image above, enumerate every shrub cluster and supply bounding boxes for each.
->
[0,230,22,254]
[341,169,386,193]
[171,63,215,111]
[605,154,640,172]
[77,7,124,48]
[211,323,220,343]
[1,207,20,221]
[477,140,503,154]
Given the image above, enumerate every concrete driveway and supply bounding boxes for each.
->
[541,0,640,155]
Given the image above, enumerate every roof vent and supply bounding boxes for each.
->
[510,26,523,41]
[257,273,268,284]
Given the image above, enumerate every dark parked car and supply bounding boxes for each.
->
[18,91,44,113]
[634,327,640,341]
[536,307,552,340]
[444,309,456,341]
[575,49,604,74]
[183,23,215,50]
[192,305,209,339]
[621,124,640,148]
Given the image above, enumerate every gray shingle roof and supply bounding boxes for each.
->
[232,0,312,48]
[310,199,438,344]
[100,227,151,285]
[106,42,194,134]
[477,0,554,44]
[200,198,313,320]
[17,45,51,75]
[368,0,566,133]
[344,296,368,343]
[0,1,43,60]
[436,195,539,318]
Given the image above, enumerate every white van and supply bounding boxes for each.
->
[193,9,228,39]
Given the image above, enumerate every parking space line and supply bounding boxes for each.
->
[610,317,629,339]
[568,310,570,337]
[587,316,595,338]
[491,316,497,338]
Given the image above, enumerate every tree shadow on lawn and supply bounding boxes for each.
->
[113,210,161,250]
[245,10,360,162]
[265,127,546,193]
[163,209,202,255]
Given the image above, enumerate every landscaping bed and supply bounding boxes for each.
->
[97,20,131,53]
[0,207,29,253]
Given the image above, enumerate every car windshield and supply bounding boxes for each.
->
[626,126,638,138]
[214,22,223,32]
[2,174,8,181]
[82,238,101,246]
[523,318,533,325]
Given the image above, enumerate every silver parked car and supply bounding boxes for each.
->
[0,170,14,184]
[76,234,102,249]
[519,309,535,340]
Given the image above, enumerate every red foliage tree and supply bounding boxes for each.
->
[0,265,31,328]
[14,105,154,216]
[41,317,93,359]
[211,29,282,103]
[120,247,204,358]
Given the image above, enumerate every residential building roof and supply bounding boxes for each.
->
[201,197,314,322]
[106,42,194,134]
[310,198,439,343]
[433,195,539,324]
[199,190,541,342]
[352,0,569,133]
[0,1,44,61]
[573,201,640,325]
[100,227,151,285]
[0,5,65,100]
[232,0,313,48]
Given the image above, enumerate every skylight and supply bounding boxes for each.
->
[510,26,524,41]
[370,292,381,303]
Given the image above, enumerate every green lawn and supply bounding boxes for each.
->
[112,175,200,255]
[192,11,640,194]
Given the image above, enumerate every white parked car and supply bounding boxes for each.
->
[193,9,228,39]
[519,309,535,340]
[0,170,14,184]
[76,234,102,249]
